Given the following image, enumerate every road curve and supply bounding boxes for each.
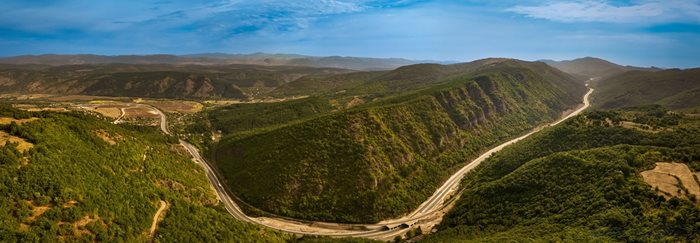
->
[149,200,168,241]
[147,88,593,239]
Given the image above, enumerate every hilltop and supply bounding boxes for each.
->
[0,105,290,241]
[541,57,660,79]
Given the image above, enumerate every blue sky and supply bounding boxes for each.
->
[1,0,699,67]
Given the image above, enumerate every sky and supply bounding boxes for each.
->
[1,0,699,68]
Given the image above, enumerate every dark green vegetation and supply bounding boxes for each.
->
[210,97,336,134]
[542,57,659,79]
[212,59,587,223]
[275,58,583,98]
[593,68,700,110]
[0,64,351,99]
[426,108,700,242]
[0,105,291,242]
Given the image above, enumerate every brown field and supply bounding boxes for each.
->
[0,131,34,152]
[12,104,70,112]
[91,107,123,119]
[123,107,160,119]
[0,117,38,125]
[0,93,54,100]
[144,100,203,114]
[47,95,128,102]
[641,162,700,200]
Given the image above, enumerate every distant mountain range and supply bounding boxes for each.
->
[0,53,442,71]
[540,57,662,79]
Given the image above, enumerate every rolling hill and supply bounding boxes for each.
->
[426,108,700,242]
[0,53,433,71]
[0,64,352,99]
[0,105,291,242]
[542,57,660,79]
[592,68,700,110]
[211,59,587,223]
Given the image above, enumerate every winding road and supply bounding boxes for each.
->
[143,87,593,240]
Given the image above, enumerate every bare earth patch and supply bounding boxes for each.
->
[63,200,78,208]
[0,131,34,152]
[94,130,118,145]
[641,162,700,200]
[19,200,51,230]
[26,203,50,222]
[73,215,101,236]
[0,117,38,125]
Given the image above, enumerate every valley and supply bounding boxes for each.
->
[0,55,698,242]
[3,1,700,242]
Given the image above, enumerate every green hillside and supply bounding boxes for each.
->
[593,68,700,110]
[0,105,290,242]
[209,96,336,134]
[212,59,586,223]
[272,58,582,98]
[426,107,700,242]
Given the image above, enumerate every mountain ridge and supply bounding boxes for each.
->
[211,58,587,223]
[540,57,661,79]
[0,53,443,71]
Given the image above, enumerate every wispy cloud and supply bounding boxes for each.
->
[508,0,700,24]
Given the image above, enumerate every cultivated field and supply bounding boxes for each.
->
[641,162,700,200]
[142,100,203,114]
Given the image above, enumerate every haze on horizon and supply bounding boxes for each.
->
[1,0,699,68]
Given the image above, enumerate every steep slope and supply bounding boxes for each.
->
[592,68,700,110]
[426,108,700,242]
[0,106,290,242]
[0,64,351,99]
[213,60,586,223]
[542,57,660,79]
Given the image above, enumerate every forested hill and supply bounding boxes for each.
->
[271,58,581,97]
[213,59,587,223]
[592,68,700,110]
[0,105,290,242]
[425,107,700,242]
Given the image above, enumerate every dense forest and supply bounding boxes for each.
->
[426,106,700,242]
[0,105,291,242]
[211,59,587,223]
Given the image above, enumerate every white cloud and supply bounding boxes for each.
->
[508,0,700,24]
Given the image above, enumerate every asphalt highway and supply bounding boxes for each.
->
[144,87,593,239]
